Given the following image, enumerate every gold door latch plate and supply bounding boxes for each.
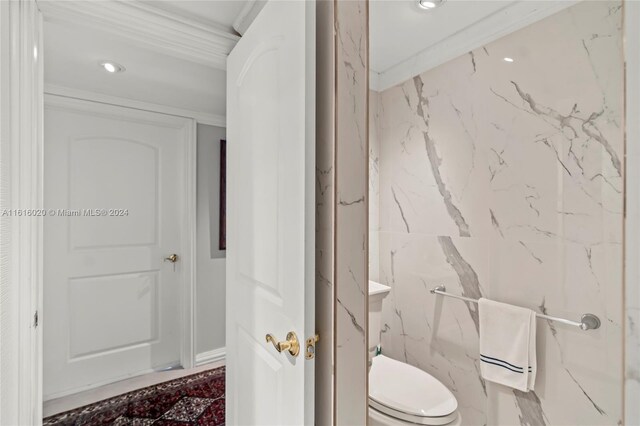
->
[305,334,319,360]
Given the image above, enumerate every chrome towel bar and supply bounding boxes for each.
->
[430,285,601,331]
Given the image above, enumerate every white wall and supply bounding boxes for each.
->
[195,124,226,357]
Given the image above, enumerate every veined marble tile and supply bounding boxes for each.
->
[625,305,640,425]
[378,232,489,425]
[315,3,336,423]
[477,1,623,247]
[372,1,623,425]
[488,237,622,425]
[626,153,640,424]
[335,0,369,424]
[370,91,381,282]
[379,71,492,239]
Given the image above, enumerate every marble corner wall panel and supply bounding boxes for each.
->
[315,0,335,424]
[335,0,369,424]
[315,0,369,424]
[625,2,640,425]
[370,90,381,283]
[626,159,640,424]
[374,2,624,425]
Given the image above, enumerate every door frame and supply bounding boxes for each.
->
[0,1,44,424]
[42,94,198,396]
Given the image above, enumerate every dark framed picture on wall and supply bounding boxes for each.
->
[219,139,226,250]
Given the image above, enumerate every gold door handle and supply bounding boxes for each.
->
[265,331,300,357]
[164,254,179,263]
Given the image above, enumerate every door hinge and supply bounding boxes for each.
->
[305,334,319,360]
[33,311,38,328]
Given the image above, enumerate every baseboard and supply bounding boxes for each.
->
[195,347,226,366]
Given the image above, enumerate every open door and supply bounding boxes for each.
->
[226,1,315,425]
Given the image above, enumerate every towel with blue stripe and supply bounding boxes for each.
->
[479,298,537,392]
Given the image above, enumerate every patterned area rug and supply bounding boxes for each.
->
[44,367,225,425]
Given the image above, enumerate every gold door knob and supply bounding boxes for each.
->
[265,331,300,357]
[164,254,179,263]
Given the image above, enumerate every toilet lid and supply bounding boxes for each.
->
[369,355,458,419]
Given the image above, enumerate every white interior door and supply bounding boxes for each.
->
[43,95,195,400]
[226,1,315,425]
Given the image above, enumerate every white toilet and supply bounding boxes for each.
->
[368,281,462,426]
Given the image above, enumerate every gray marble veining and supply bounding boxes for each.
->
[513,390,547,426]
[438,236,482,333]
[414,76,472,238]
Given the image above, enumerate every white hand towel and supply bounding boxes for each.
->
[478,298,537,392]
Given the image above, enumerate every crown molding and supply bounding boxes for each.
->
[44,84,226,128]
[374,0,579,91]
[233,0,266,36]
[37,0,240,70]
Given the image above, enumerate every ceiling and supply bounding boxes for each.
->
[42,0,252,123]
[369,0,576,90]
[370,0,513,74]
[42,0,574,120]
[44,20,228,117]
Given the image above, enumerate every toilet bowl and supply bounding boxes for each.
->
[368,281,461,426]
[368,355,461,425]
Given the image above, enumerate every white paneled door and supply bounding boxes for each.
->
[43,96,195,400]
[226,1,315,424]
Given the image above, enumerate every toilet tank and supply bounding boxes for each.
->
[369,281,391,364]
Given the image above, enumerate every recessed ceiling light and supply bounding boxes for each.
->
[99,61,125,73]
[503,57,514,63]
[417,0,445,10]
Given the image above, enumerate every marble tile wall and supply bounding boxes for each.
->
[625,2,640,424]
[373,2,624,425]
[625,154,639,425]
[315,1,336,424]
[316,0,370,423]
[370,91,381,282]
[334,0,369,424]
